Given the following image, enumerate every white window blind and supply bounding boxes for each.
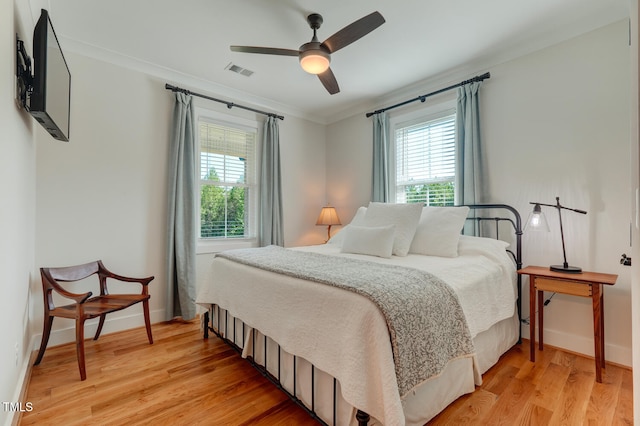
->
[395,113,456,206]
[199,120,256,239]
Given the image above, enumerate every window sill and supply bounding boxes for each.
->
[196,238,258,255]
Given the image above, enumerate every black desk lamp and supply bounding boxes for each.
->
[526,196,587,273]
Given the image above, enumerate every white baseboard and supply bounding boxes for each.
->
[6,352,36,426]
[521,324,632,367]
[29,308,166,351]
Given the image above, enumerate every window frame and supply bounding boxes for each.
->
[389,101,457,205]
[195,107,260,254]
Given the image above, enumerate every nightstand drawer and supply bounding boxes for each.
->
[534,277,592,296]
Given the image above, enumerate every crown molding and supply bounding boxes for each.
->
[58,36,326,125]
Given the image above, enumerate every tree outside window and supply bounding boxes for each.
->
[199,120,256,240]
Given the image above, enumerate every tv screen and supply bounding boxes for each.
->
[30,9,71,142]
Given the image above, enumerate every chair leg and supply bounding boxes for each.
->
[76,318,87,381]
[143,299,153,344]
[94,314,106,340]
[34,315,54,365]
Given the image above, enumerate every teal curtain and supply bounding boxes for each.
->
[372,112,390,202]
[455,82,484,205]
[455,82,484,235]
[259,116,284,246]
[166,92,196,320]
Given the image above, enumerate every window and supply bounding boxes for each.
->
[394,112,456,206]
[198,116,257,242]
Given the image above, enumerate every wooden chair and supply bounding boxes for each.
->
[34,260,154,380]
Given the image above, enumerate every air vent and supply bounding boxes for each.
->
[225,63,254,77]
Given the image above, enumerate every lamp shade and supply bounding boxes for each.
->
[316,206,341,226]
[299,50,330,74]
[525,203,550,232]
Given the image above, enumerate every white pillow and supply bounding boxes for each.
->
[409,206,470,257]
[328,206,367,245]
[361,202,423,256]
[340,225,396,258]
[350,206,368,225]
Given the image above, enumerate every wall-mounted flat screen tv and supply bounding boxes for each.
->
[29,9,71,142]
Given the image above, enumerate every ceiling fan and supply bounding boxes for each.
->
[230,11,385,95]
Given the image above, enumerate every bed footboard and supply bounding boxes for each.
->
[203,307,371,426]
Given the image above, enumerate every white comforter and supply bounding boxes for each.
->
[196,236,516,425]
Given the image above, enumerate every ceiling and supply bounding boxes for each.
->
[36,0,629,123]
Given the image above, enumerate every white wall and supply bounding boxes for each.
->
[279,118,328,247]
[34,53,172,345]
[327,20,633,366]
[33,50,328,347]
[1,0,37,424]
[484,20,632,365]
[326,115,372,223]
[629,0,640,421]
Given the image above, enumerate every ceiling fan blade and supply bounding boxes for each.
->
[230,46,299,56]
[321,11,385,53]
[318,68,340,95]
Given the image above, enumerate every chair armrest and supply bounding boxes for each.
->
[98,261,154,295]
[104,271,154,286]
[46,278,93,304]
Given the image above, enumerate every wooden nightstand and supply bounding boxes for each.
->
[517,266,617,383]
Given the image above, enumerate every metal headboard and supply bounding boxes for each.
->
[460,203,523,342]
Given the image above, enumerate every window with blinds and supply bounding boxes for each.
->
[395,113,456,206]
[199,120,257,239]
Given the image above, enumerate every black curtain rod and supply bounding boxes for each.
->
[165,83,284,121]
[365,72,491,118]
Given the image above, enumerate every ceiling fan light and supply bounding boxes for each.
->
[299,51,330,74]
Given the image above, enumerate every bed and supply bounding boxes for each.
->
[197,203,522,425]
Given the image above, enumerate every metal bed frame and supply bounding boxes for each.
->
[202,203,523,425]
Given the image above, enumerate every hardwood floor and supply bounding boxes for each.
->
[20,319,633,425]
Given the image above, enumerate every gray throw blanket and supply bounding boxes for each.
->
[216,245,475,396]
